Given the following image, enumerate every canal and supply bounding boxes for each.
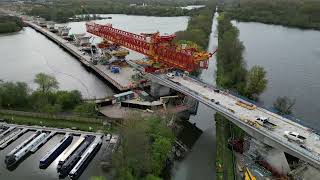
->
[172,11,218,180]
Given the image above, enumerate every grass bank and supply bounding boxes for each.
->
[216,114,235,180]
[0,110,108,132]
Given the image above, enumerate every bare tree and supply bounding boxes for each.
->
[273,96,295,115]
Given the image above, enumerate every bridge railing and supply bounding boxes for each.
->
[183,73,320,133]
[169,78,320,163]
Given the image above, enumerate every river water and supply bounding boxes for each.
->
[233,21,320,130]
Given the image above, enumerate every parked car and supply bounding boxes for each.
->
[284,131,306,144]
[210,99,215,102]
[166,73,175,79]
[214,89,220,93]
[215,101,220,105]
[256,117,277,130]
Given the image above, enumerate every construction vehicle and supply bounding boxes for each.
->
[236,100,257,110]
[256,117,277,131]
[111,66,120,73]
[86,22,215,73]
[244,168,257,180]
[240,116,261,129]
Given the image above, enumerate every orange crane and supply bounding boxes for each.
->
[86,22,214,72]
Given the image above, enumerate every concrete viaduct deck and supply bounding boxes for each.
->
[127,60,320,168]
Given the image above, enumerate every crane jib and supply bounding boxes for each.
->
[85,22,212,72]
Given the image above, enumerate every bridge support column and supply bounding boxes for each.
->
[247,137,291,174]
[150,82,171,97]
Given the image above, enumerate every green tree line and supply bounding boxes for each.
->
[111,115,174,180]
[216,13,267,100]
[0,73,97,117]
[25,0,198,23]
[0,15,23,34]
[175,5,216,50]
[223,0,320,30]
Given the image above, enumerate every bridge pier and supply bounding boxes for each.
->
[150,82,171,97]
[247,137,291,174]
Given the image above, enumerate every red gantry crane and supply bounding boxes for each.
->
[86,22,213,72]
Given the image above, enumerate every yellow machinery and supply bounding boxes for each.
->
[112,48,129,57]
[236,100,257,110]
[244,168,257,180]
[240,116,261,129]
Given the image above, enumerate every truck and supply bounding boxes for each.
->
[111,66,120,73]
[255,117,277,130]
[284,131,306,144]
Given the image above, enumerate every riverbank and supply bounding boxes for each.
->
[0,16,23,34]
[0,109,108,132]
[215,114,235,180]
[223,0,320,30]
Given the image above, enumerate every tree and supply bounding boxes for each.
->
[74,103,97,117]
[246,65,268,100]
[0,82,29,108]
[273,96,295,115]
[34,73,59,93]
[56,90,82,110]
[216,14,247,94]
[113,117,151,178]
[29,91,53,112]
[151,137,172,176]
[111,115,174,179]
[145,174,162,180]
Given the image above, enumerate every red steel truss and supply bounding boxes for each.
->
[86,22,212,72]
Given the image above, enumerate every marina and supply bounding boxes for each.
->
[69,135,103,179]
[39,134,73,169]
[58,135,96,177]
[0,123,107,179]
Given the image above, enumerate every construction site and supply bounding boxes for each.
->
[19,16,320,180]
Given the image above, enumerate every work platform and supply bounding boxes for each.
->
[24,21,136,91]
